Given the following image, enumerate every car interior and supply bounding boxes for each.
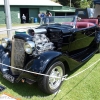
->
[62,18,98,29]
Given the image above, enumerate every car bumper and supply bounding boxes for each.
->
[0,66,38,84]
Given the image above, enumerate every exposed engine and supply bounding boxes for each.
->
[33,33,54,55]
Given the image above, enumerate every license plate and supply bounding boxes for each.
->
[3,73,15,83]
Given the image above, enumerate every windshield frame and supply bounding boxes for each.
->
[41,15,78,28]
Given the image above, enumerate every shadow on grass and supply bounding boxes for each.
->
[0,57,99,99]
[53,63,99,100]
[0,74,48,97]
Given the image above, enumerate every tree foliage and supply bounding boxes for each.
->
[57,0,81,7]
[80,1,90,8]
[80,0,93,8]
[52,0,93,8]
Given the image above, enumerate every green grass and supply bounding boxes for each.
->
[0,54,100,100]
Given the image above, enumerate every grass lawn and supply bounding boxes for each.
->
[0,54,100,100]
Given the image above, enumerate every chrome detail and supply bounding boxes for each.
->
[1,38,10,48]
[3,73,15,83]
[33,34,54,55]
[49,66,63,90]
[33,28,47,34]
[11,38,25,75]
[24,41,35,54]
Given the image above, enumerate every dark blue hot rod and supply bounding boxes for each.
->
[0,16,100,94]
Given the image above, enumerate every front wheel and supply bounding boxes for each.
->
[38,61,65,94]
[98,43,100,53]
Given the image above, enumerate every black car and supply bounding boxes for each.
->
[0,16,100,94]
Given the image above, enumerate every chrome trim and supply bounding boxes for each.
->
[33,28,47,34]
[24,41,35,49]
[11,38,25,75]
[49,66,63,90]
[1,38,10,48]
[24,41,35,54]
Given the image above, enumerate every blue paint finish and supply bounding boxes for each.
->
[15,51,63,82]
[26,51,62,73]
[95,31,100,43]
[0,45,10,74]
[14,33,33,41]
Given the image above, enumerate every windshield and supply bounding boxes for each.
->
[42,15,78,28]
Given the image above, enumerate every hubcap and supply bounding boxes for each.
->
[49,66,63,90]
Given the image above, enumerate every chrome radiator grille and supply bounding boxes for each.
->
[11,38,25,69]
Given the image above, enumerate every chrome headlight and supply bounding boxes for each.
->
[1,38,10,48]
[24,41,35,54]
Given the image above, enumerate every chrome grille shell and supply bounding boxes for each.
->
[11,38,25,75]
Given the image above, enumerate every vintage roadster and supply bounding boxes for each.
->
[0,15,100,94]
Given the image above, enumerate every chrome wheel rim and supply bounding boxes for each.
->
[49,66,63,90]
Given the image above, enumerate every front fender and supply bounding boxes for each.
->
[15,51,62,82]
[16,50,80,82]
[0,45,10,74]
[24,50,80,73]
[25,51,62,73]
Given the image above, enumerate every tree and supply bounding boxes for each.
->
[71,0,81,8]
[80,1,90,8]
[80,0,93,8]
[52,0,93,8]
[57,0,81,8]
[88,0,93,7]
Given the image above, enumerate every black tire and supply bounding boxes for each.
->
[38,61,65,94]
[98,43,100,53]
[96,43,100,53]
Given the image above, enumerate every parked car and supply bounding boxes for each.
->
[0,16,100,94]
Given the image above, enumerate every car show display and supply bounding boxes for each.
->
[0,15,100,94]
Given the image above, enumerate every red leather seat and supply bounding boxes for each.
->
[78,19,98,25]
[62,21,95,29]
[76,22,89,28]
[76,22,95,29]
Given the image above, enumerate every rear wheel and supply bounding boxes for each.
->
[38,61,65,94]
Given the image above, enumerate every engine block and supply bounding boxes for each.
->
[33,34,54,55]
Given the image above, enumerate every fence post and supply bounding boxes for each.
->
[4,0,12,39]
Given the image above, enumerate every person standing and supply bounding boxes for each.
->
[48,12,52,17]
[38,12,41,23]
[22,14,26,23]
[46,11,52,24]
[40,12,45,25]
